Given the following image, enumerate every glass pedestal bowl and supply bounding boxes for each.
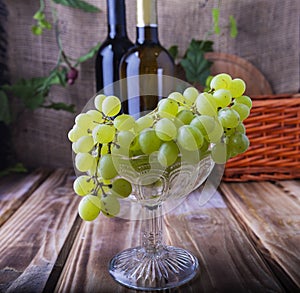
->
[109,153,215,291]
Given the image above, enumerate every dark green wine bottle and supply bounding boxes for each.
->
[120,0,175,116]
[95,0,133,94]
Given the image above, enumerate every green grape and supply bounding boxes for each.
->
[207,118,224,143]
[111,143,128,156]
[113,131,135,156]
[228,132,250,155]
[134,115,154,133]
[111,178,132,198]
[211,143,227,164]
[113,114,135,131]
[168,92,185,104]
[205,75,213,88]
[190,115,223,143]
[139,128,162,154]
[100,144,109,156]
[231,103,250,121]
[183,87,198,106]
[102,95,121,117]
[157,141,179,167]
[177,125,204,151]
[235,95,252,109]
[228,78,246,97]
[236,122,246,134]
[212,89,232,108]
[218,107,240,128]
[223,127,235,137]
[86,158,98,177]
[210,73,232,90]
[68,128,78,143]
[180,148,200,164]
[200,138,210,154]
[158,98,178,118]
[117,130,135,148]
[94,94,106,111]
[100,194,120,217]
[92,124,116,144]
[175,109,194,125]
[75,135,94,153]
[75,113,94,130]
[98,154,118,180]
[78,195,101,221]
[190,115,216,136]
[73,175,95,196]
[86,109,103,124]
[155,118,177,141]
[177,105,190,113]
[72,142,79,154]
[75,152,95,172]
[129,134,141,152]
[68,125,88,142]
[195,93,217,116]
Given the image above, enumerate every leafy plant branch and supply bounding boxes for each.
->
[0,0,101,125]
[169,2,238,87]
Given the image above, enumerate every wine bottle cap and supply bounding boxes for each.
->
[137,0,158,27]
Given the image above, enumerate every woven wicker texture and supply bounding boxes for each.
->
[224,94,300,181]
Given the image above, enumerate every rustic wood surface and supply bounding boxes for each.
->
[0,169,299,292]
[0,169,80,293]
[220,181,300,290]
[0,169,50,227]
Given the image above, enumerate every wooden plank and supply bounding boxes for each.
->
[55,188,283,292]
[0,168,50,227]
[275,180,300,200]
[54,215,139,293]
[220,181,300,290]
[0,169,81,293]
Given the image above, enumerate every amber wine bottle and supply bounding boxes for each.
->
[120,0,175,116]
[95,0,133,94]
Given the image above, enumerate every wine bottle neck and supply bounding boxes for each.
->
[107,0,128,38]
[136,26,159,44]
[136,0,159,44]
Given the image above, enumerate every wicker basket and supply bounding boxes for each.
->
[223,93,300,181]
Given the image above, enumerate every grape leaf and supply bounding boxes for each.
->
[52,0,100,13]
[2,68,67,110]
[229,15,238,38]
[0,163,27,178]
[43,102,75,113]
[180,40,213,86]
[75,42,101,66]
[212,7,220,34]
[168,45,178,60]
[0,90,11,124]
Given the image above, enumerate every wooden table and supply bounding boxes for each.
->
[0,169,299,292]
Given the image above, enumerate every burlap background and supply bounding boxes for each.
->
[2,0,299,168]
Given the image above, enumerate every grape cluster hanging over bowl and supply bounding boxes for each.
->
[67,73,252,291]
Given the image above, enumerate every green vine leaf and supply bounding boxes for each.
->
[0,163,27,178]
[212,7,220,34]
[229,15,238,38]
[43,102,75,113]
[52,0,100,13]
[75,42,101,66]
[180,40,213,86]
[0,90,11,125]
[168,45,179,60]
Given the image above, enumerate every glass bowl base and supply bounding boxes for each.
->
[109,245,199,291]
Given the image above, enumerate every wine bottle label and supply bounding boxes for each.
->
[137,0,158,27]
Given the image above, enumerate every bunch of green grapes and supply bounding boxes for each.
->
[68,73,252,221]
